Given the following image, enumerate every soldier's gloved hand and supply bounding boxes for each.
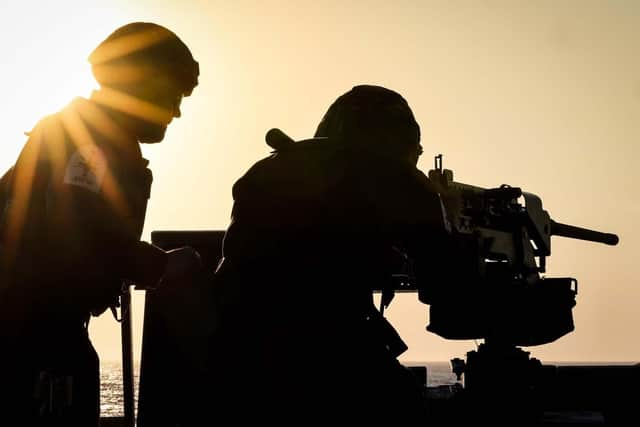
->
[159,246,203,288]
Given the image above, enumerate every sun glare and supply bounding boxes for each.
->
[0,1,124,171]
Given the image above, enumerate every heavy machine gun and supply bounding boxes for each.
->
[411,155,629,425]
[420,154,618,347]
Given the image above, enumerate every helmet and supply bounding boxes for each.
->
[88,22,199,96]
[314,85,421,152]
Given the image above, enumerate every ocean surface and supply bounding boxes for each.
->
[99,360,635,417]
[101,361,140,417]
[99,360,458,417]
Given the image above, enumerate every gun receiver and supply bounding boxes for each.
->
[422,154,619,347]
[428,154,618,274]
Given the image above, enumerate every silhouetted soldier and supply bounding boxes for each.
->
[212,85,451,425]
[0,22,201,426]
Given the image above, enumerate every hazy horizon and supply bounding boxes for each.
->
[99,358,639,365]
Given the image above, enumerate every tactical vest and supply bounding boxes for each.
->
[0,112,153,322]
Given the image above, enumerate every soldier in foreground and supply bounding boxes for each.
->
[0,22,201,425]
[212,85,455,425]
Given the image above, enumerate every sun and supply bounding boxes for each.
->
[0,2,125,173]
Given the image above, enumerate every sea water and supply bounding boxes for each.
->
[99,361,458,417]
[101,360,635,417]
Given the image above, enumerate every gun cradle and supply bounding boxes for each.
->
[422,155,618,347]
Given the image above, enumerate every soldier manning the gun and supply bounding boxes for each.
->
[211,85,459,425]
[0,22,201,425]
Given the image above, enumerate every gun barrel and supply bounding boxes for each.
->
[550,220,619,246]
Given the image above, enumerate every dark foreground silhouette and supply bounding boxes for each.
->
[0,22,201,426]
[136,87,628,426]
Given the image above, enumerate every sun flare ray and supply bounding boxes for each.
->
[91,87,174,126]
[60,103,131,223]
[3,124,47,269]
[87,27,172,65]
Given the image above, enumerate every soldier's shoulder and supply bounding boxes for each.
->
[27,100,86,142]
[230,153,278,195]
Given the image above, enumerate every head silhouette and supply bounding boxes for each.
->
[315,85,422,164]
[88,22,199,143]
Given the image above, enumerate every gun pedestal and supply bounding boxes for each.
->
[460,340,544,425]
[450,342,640,426]
[421,155,624,425]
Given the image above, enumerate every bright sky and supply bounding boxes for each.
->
[0,0,638,366]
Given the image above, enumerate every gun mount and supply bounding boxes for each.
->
[410,155,630,425]
[421,154,619,348]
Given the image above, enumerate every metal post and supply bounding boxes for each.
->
[121,285,135,427]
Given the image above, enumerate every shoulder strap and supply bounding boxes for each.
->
[0,165,15,282]
[0,165,15,229]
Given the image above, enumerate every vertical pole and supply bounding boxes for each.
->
[121,285,135,427]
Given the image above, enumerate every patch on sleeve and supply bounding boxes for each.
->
[63,145,108,193]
